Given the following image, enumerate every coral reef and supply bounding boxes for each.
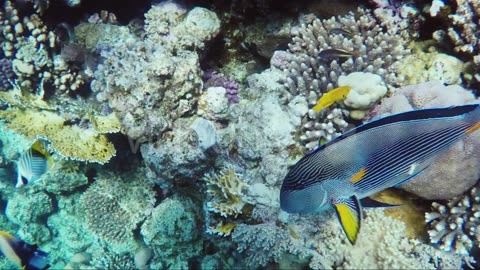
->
[0,0,84,95]
[283,7,409,99]
[0,91,120,163]
[141,196,202,270]
[369,80,480,199]
[78,168,156,253]
[90,3,220,142]
[426,184,480,256]
[0,58,14,91]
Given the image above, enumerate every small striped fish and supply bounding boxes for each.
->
[16,139,54,188]
[280,103,480,244]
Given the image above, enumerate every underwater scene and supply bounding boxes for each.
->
[0,0,479,269]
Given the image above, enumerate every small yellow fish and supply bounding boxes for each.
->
[0,230,50,270]
[312,86,352,112]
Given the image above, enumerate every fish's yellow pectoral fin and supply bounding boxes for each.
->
[333,196,362,244]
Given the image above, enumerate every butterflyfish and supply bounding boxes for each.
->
[16,139,54,188]
[312,86,352,112]
[280,104,480,244]
[0,230,50,270]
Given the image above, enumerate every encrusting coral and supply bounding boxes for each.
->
[89,2,221,142]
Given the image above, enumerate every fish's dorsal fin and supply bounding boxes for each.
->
[360,197,400,208]
[332,195,362,244]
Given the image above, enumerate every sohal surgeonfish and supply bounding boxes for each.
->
[280,104,480,244]
[16,139,54,188]
[0,231,50,270]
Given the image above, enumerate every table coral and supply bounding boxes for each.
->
[369,80,480,200]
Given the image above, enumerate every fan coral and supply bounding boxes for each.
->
[426,185,480,256]
[368,80,480,199]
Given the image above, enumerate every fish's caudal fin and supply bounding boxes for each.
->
[332,195,362,244]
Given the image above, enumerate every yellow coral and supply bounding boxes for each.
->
[91,113,122,133]
[204,168,248,218]
[0,108,116,164]
[207,222,237,237]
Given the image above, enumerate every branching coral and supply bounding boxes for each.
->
[426,185,480,256]
[282,7,409,148]
[203,166,250,236]
[283,7,409,100]
[0,0,84,95]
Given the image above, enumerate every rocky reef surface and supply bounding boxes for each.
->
[0,0,479,269]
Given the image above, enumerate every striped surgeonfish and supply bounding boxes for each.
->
[280,103,480,244]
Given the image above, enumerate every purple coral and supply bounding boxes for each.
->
[0,58,14,91]
[203,70,239,104]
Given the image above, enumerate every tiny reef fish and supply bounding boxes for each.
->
[280,104,480,244]
[318,48,356,60]
[0,230,50,270]
[329,28,354,38]
[16,139,54,188]
[313,86,352,112]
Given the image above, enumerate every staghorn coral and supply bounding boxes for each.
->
[426,185,480,256]
[369,80,480,199]
[78,168,156,254]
